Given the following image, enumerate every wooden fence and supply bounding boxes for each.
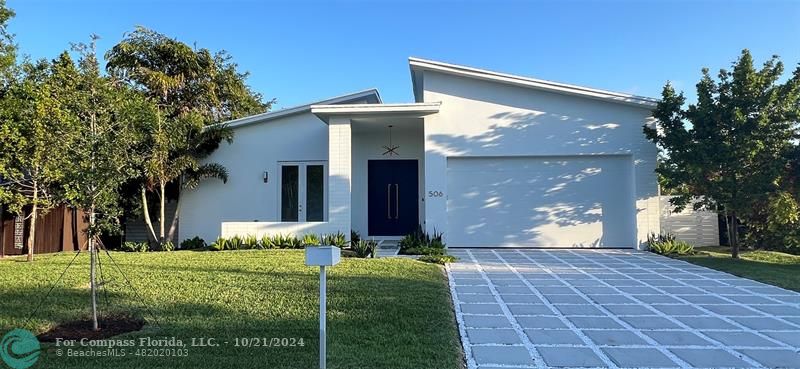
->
[1,205,89,257]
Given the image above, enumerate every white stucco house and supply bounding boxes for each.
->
[178,58,661,249]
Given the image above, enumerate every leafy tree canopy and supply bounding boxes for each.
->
[645,49,800,256]
[104,27,271,243]
[106,26,270,122]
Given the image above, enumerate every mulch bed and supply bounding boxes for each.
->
[37,315,145,342]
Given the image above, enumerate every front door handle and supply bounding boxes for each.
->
[394,184,399,219]
[387,184,391,219]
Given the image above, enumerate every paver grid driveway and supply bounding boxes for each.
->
[446,249,800,369]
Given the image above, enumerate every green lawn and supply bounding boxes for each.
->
[0,250,464,369]
[678,246,800,292]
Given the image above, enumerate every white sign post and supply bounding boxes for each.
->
[305,246,341,369]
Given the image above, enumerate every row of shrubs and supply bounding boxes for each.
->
[207,232,343,250]
[118,227,456,263]
[207,231,379,258]
[120,232,377,257]
[120,241,174,252]
[646,233,695,256]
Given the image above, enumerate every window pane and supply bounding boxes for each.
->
[281,165,299,222]
[306,165,324,221]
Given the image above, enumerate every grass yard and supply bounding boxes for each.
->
[678,246,800,292]
[0,250,464,369]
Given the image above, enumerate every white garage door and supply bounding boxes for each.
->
[446,156,637,248]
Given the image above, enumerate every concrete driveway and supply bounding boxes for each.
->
[446,249,800,369]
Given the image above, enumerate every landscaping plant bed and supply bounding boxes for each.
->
[38,315,145,342]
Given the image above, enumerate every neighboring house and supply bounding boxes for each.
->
[124,200,178,243]
[179,58,661,249]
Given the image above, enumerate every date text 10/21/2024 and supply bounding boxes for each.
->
[53,337,307,349]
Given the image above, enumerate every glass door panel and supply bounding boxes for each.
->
[280,165,299,221]
[306,165,325,221]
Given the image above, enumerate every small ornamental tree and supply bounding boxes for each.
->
[645,49,800,258]
[60,37,157,330]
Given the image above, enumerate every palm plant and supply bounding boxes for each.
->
[106,26,269,246]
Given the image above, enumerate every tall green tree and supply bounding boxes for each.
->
[105,27,270,245]
[0,0,16,88]
[645,49,800,258]
[0,56,75,261]
[61,37,157,329]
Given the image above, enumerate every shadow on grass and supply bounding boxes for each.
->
[0,268,462,369]
[680,254,800,292]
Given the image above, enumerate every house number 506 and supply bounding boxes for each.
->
[428,191,444,198]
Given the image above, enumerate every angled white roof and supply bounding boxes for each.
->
[409,57,658,108]
[223,89,382,129]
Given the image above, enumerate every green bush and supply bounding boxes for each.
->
[120,241,149,252]
[350,239,376,258]
[260,234,275,249]
[155,241,174,252]
[647,233,694,256]
[228,236,244,250]
[399,225,446,254]
[241,234,259,249]
[301,234,321,246]
[350,230,361,244]
[210,237,229,251]
[321,232,347,247]
[403,247,445,256]
[254,234,301,249]
[418,255,457,265]
[180,236,206,250]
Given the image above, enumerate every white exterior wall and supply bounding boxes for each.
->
[327,117,352,237]
[179,112,330,242]
[351,126,424,237]
[421,71,660,248]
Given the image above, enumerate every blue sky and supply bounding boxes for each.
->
[8,0,800,109]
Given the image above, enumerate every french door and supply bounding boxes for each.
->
[279,162,326,222]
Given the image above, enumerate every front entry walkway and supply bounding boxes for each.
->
[446,249,800,369]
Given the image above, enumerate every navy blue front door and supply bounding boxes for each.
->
[368,160,419,236]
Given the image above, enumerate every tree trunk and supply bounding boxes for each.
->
[26,182,38,262]
[0,204,4,258]
[166,198,180,244]
[89,206,98,331]
[159,181,166,244]
[730,214,740,259]
[141,187,158,244]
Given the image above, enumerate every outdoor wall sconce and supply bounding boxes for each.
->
[263,171,269,183]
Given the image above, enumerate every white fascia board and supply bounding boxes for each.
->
[311,103,440,123]
[409,57,658,109]
[220,89,382,130]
